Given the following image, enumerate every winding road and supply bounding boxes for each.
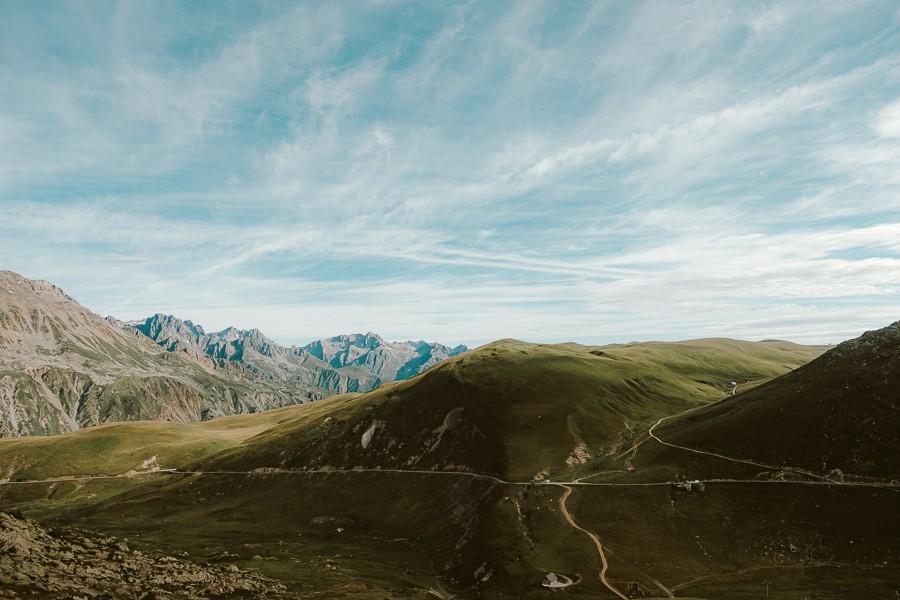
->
[647,414,842,484]
[1,466,896,490]
[558,485,627,599]
[3,407,897,600]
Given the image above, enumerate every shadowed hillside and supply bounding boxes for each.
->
[649,321,900,479]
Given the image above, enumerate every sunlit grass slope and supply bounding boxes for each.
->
[0,401,326,482]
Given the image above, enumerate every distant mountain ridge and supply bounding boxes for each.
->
[302,331,468,381]
[0,270,467,437]
[115,313,468,396]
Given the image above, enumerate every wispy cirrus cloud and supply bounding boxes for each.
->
[1,1,898,346]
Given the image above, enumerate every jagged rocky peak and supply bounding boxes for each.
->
[216,325,242,341]
[0,271,136,352]
[223,326,275,346]
[112,310,468,396]
[330,332,385,348]
[131,313,207,353]
[403,339,468,355]
[0,272,331,437]
[305,333,387,365]
[300,332,469,378]
[243,327,268,341]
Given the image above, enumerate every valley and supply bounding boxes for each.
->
[1,272,897,599]
[5,3,898,598]
[3,317,896,598]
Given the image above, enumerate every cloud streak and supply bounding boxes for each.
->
[1,1,898,346]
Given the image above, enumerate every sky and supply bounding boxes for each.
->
[1,1,899,347]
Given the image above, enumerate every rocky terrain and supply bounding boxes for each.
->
[0,271,465,438]
[0,511,286,598]
[0,271,320,437]
[121,313,467,395]
[304,332,467,382]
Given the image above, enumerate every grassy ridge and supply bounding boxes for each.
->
[650,324,900,479]
[204,338,823,482]
[0,403,312,481]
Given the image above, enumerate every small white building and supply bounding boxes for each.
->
[542,572,573,589]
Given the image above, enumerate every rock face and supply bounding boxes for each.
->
[0,270,467,438]
[0,271,321,437]
[304,332,468,381]
[0,512,287,598]
[125,314,468,396]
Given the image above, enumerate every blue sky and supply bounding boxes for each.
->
[1,1,899,346]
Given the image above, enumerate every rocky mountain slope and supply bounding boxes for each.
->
[0,271,322,437]
[0,271,467,438]
[0,511,287,598]
[304,332,467,381]
[119,313,467,395]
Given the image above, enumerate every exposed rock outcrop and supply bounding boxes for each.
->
[124,314,468,396]
[0,271,467,437]
[0,271,319,437]
[0,512,287,598]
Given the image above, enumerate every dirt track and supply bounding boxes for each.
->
[558,485,628,599]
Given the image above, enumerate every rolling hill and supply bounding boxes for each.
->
[202,337,825,481]
[1,331,860,599]
[644,320,900,480]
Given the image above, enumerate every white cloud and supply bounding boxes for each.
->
[748,5,793,36]
[3,2,900,348]
[873,99,900,138]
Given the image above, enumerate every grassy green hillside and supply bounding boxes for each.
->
[647,322,900,480]
[0,335,840,598]
[203,338,823,482]
[0,404,310,481]
[575,337,823,382]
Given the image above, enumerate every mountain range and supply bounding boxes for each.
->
[0,271,465,437]
[116,313,467,396]
[1,269,896,598]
